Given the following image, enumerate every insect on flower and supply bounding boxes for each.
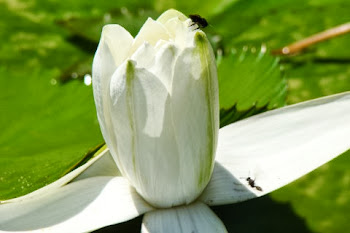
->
[189,14,208,29]
[246,177,263,191]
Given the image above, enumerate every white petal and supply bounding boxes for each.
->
[92,24,133,166]
[169,32,219,203]
[141,202,227,233]
[2,148,108,204]
[73,148,121,182]
[158,12,189,48]
[0,176,153,232]
[156,9,187,25]
[150,43,178,91]
[130,18,170,55]
[131,42,156,70]
[100,24,134,66]
[109,60,183,207]
[199,162,258,205]
[200,92,350,205]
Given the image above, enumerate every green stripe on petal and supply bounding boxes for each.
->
[125,61,138,174]
[193,31,219,190]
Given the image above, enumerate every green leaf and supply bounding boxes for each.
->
[284,61,350,104]
[210,0,350,49]
[209,0,350,105]
[218,47,287,127]
[0,71,103,200]
[0,7,103,200]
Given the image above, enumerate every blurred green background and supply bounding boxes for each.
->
[0,0,349,232]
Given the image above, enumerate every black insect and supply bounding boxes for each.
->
[189,14,208,29]
[246,177,263,191]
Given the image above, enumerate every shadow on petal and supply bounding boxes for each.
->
[200,162,259,206]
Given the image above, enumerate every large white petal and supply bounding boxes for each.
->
[200,92,350,206]
[2,148,108,204]
[109,60,185,207]
[169,31,219,206]
[92,25,133,168]
[141,202,227,233]
[0,176,153,232]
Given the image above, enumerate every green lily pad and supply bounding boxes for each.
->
[0,69,103,200]
[0,7,103,200]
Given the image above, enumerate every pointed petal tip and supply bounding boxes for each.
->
[157,9,188,24]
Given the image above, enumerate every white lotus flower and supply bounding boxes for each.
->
[1,9,350,233]
[92,9,218,208]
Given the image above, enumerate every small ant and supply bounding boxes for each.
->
[246,177,263,191]
[189,14,208,29]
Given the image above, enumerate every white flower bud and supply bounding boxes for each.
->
[93,9,219,208]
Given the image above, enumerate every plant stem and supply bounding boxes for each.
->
[271,22,350,55]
